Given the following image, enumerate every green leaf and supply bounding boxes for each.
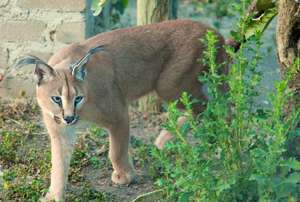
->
[215,182,231,196]
[283,173,300,184]
[250,174,267,185]
[179,192,193,202]
[181,122,190,135]
[121,0,129,8]
[244,7,277,40]
[91,0,107,16]
[281,159,300,170]
[288,128,300,138]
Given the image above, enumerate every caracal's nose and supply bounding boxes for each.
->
[63,116,75,124]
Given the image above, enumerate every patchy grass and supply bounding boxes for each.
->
[0,99,162,201]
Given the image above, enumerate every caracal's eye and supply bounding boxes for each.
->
[74,96,84,106]
[51,96,62,105]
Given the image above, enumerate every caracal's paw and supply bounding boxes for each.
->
[111,170,136,185]
[155,116,187,150]
[40,192,64,202]
[155,129,173,150]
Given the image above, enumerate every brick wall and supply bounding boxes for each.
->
[0,0,94,98]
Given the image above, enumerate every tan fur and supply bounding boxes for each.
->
[26,20,228,201]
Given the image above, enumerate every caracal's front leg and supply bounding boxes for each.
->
[108,111,136,185]
[41,113,77,202]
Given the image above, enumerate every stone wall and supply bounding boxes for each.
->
[0,0,279,103]
[0,0,94,98]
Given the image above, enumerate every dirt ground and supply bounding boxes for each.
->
[0,99,168,201]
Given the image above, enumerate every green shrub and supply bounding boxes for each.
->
[149,29,300,201]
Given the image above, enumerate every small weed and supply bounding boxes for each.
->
[0,132,22,165]
[67,182,116,201]
[0,104,116,201]
[1,165,48,201]
[90,125,108,138]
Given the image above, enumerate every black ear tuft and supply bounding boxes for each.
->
[70,45,106,81]
[15,55,55,85]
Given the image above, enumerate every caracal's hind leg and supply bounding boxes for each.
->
[155,116,187,149]
[155,69,208,149]
[41,113,77,202]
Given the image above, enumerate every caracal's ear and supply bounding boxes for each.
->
[14,55,55,85]
[70,45,105,81]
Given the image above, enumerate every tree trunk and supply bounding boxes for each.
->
[276,0,300,98]
[276,0,300,158]
[137,0,169,25]
[136,0,177,112]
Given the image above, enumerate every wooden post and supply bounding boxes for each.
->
[276,0,300,95]
[136,0,177,112]
[276,0,300,157]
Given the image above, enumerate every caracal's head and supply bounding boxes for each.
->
[35,64,87,126]
[15,45,105,126]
